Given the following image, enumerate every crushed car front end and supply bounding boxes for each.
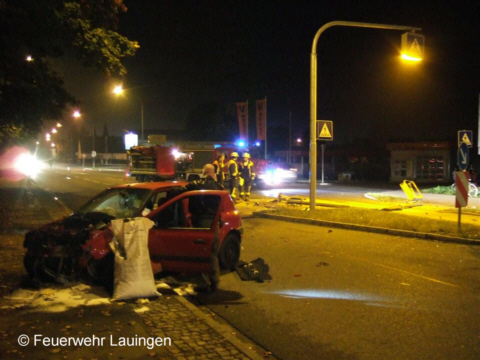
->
[23,212,115,285]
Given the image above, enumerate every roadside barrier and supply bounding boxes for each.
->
[399,180,423,202]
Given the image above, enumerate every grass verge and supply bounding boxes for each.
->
[422,185,455,196]
[267,206,480,240]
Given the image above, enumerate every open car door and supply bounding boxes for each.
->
[148,192,221,273]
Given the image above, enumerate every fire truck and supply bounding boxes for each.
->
[127,142,235,182]
[126,142,297,187]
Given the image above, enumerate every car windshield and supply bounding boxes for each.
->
[77,188,152,219]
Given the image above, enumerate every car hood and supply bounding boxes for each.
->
[23,212,114,249]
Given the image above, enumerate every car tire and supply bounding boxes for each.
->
[24,253,36,278]
[219,234,240,270]
[86,253,114,294]
[23,253,50,282]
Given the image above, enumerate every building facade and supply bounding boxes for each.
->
[387,142,452,183]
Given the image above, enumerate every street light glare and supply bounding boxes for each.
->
[73,110,81,118]
[401,53,422,62]
[113,85,123,95]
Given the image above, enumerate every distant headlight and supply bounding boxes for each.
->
[257,167,297,186]
[274,168,297,181]
[14,153,44,178]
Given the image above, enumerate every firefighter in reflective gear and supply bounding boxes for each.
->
[239,153,255,201]
[213,153,225,183]
[227,152,240,200]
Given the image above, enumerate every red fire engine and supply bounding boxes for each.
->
[126,142,297,187]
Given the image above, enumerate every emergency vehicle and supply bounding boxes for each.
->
[127,142,233,182]
[126,142,297,187]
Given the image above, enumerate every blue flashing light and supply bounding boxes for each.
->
[255,141,261,147]
[236,140,246,148]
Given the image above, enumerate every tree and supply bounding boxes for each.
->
[0,0,139,150]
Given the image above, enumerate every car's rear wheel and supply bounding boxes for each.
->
[219,234,240,270]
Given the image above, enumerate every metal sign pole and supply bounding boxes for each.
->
[458,207,462,233]
[455,170,469,232]
[321,143,325,184]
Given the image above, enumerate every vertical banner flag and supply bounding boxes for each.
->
[256,98,267,141]
[236,102,248,141]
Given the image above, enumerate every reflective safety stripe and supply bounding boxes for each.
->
[228,160,238,177]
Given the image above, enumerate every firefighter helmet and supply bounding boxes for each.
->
[231,152,239,158]
[243,153,251,159]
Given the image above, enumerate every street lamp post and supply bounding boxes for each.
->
[113,85,144,144]
[309,21,422,211]
[139,98,144,144]
[72,110,81,162]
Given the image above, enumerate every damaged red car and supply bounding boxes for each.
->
[23,181,243,287]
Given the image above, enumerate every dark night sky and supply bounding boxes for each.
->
[59,0,479,148]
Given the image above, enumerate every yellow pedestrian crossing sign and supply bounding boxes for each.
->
[458,130,473,148]
[317,120,333,141]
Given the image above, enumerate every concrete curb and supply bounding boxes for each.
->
[252,211,480,246]
[173,295,267,360]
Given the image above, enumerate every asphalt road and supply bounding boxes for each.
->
[32,166,480,359]
[198,218,480,360]
[33,166,379,211]
[33,165,136,210]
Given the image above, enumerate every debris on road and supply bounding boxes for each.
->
[235,258,272,283]
[278,193,350,208]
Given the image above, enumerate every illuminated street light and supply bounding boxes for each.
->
[401,32,424,61]
[73,110,81,119]
[309,21,423,212]
[113,85,123,95]
[401,54,423,62]
[26,55,33,62]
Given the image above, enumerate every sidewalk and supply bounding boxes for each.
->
[0,177,271,360]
